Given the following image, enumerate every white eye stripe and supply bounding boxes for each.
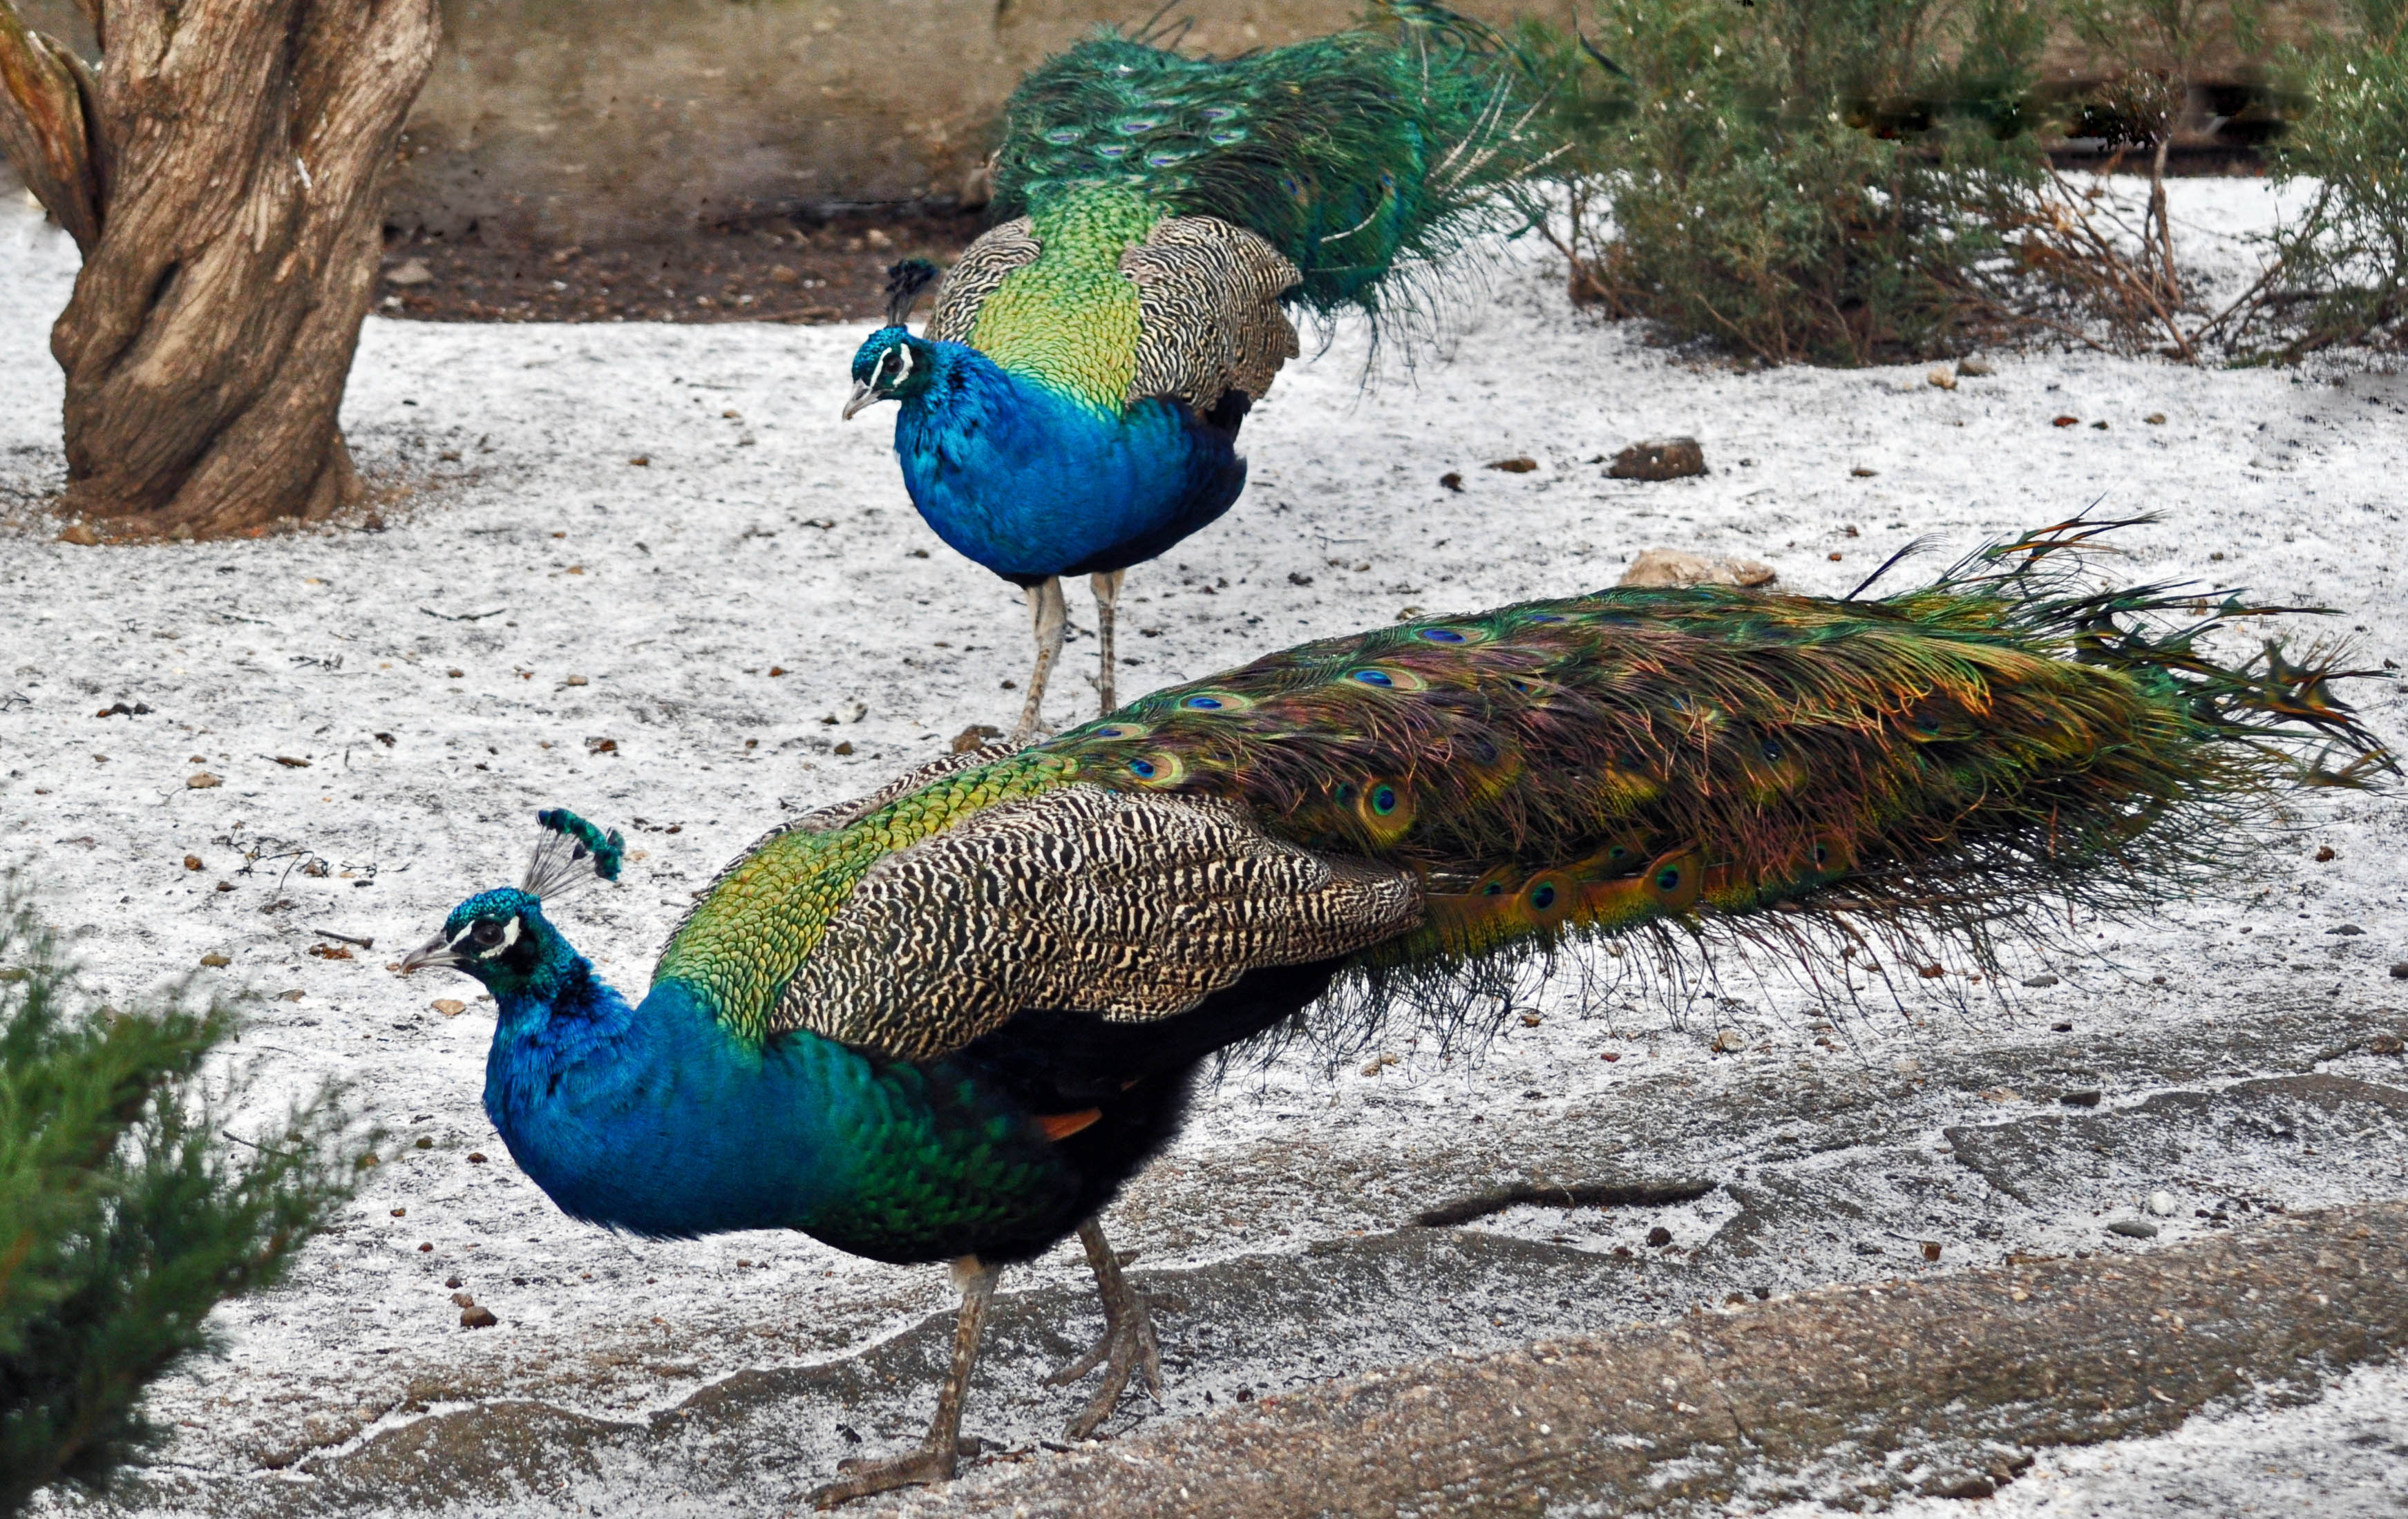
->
[885,344,914,385]
[453,915,522,960]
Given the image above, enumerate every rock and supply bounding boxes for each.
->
[1618,549,1776,591]
[951,723,1004,755]
[2051,415,2078,428]
[386,258,435,287]
[445,1277,462,1289]
[199,952,230,968]
[2146,1190,2179,1216]
[183,854,204,871]
[833,741,855,756]
[2060,1089,2102,1107]
[1486,457,1538,474]
[1926,367,1956,390]
[2022,973,2060,987]
[1848,466,1877,478]
[2370,1033,2405,1056]
[1710,1028,1745,1053]
[57,522,99,546]
[2145,412,2167,424]
[1607,437,1706,481]
[461,1306,498,1329]
[1438,472,1463,492]
[1955,358,1995,377]
[2107,1219,2159,1239]
[187,772,221,789]
[466,1152,488,1164]
[432,999,465,1016]
[2328,924,2363,935]
[2393,963,2408,980]
[1921,1241,1942,1261]
[1645,1226,1673,1248]
[565,674,589,687]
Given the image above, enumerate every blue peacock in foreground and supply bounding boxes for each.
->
[404,522,2387,1505]
[843,3,1544,739]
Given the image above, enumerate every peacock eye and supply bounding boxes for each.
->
[468,920,504,948]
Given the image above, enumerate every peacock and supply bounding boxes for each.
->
[842,3,1544,741]
[401,522,2387,1507]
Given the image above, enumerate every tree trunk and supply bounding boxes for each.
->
[0,0,438,537]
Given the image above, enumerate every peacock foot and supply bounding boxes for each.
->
[1045,1219,1164,1440]
[807,1439,977,1509]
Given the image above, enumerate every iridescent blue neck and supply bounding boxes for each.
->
[891,342,1246,583]
[481,958,848,1239]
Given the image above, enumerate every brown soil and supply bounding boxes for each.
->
[375,208,986,326]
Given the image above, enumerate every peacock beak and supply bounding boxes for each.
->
[840,379,879,421]
[398,930,463,975]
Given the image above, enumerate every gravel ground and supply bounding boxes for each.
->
[2,176,2405,1516]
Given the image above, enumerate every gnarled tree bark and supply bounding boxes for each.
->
[0,0,438,537]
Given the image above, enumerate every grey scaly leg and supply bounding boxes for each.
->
[809,1257,1001,1509]
[1043,1217,1162,1440]
[1090,569,1127,715]
[1009,577,1067,743]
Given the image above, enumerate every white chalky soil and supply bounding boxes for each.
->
[3,179,2406,1514]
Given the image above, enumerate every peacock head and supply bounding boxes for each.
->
[399,809,623,1000]
[842,258,942,421]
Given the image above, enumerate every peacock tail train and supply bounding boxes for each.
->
[660,519,2391,1055]
[988,1,1544,321]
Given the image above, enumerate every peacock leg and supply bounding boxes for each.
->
[1043,1217,1163,1440]
[1009,577,1067,744]
[1090,569,1127,714]
[808,1257,1001,1509]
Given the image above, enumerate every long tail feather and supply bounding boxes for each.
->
[1030,517,2393,1042]
[988,0,1546,320]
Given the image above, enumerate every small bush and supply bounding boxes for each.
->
[1524,0,2052,365]
[0,894,358,1515]
[2257,0,2408,351]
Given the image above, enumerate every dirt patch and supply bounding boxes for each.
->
[906,1200,2408,1516]
[375,209,985,327]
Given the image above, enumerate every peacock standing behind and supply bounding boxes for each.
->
[843,3,1544,740]
[402,522,2387,1506]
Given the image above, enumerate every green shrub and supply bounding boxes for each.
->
[2259,0,2408,351]
[0,894,357,1514]
[1524,0,2052,365]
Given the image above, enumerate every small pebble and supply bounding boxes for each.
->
[2146,1190,2179,1216]
[2022,973,2060,988]
[432,999,465,1016]
[2107,1220,2159,1239]
[445,1277,463,1289]
[2392,963,2408,980]
[1922,1241,1942,1261]
[182,854,204,871]
[1645,1225,1674,1248]
[2329,924,2364,936]
[200,952,230,968]
[461,1306,498,1329]
[2369,1033,2404,1056]
[1710,1028,1745,1053]
[1956,358,1995,377]
[467,1152,488,1164]
[2060,1089,2102,1107]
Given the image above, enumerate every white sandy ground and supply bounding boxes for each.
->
[2,176,2406,1514]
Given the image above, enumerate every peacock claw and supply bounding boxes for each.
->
[1047,1219,1164,1439]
